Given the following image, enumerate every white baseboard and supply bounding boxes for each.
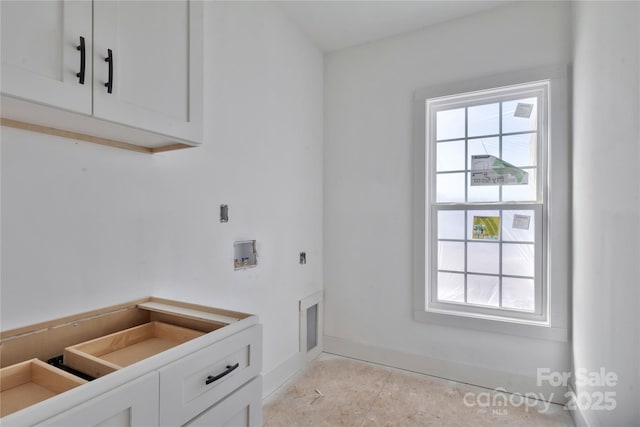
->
[567,383,591,427]
[324,335,568,405]
[262,352,305,400]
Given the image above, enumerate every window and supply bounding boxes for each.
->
[413,66,569,340]
[430,82,546,322]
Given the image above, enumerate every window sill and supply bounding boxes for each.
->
[414,309,568,342]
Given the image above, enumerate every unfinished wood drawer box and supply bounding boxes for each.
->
[64,321,205,379]
[0,359,86,418]
[0,297,262,426]
[159,324,262,426]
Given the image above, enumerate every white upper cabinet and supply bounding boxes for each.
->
[93,0,203,144]
[0,0,203,152]
[0,0,92,114]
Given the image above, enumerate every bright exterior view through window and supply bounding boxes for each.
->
[425,81,548,323]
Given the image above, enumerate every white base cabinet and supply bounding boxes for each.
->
[0,298,263,427]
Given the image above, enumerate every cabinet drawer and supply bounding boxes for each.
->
[159,325,262,426]
[185,376,262,427]
[35,372,158,427]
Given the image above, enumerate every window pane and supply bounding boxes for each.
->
[502,170,537,202]
[467,242,499,274]
[437,140,465,172]
[437,272,465,303]
[467,174,500,202]
[467,137,499,170]
[502,97,537,134]
[467,274,499,307]
[468,103,499,137]
[502,277,535,311]
[437,241,465,271]
[502,210,535,242]
[467,211,500,240]
[438,210,465,240]
[436,173,465,202]
[502,133,537,167]
[503,243,535,277]
[436,108,465,141]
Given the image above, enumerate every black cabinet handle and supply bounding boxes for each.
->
[205,363,239,385]
[76,36,85,85]
[104,49,113,94]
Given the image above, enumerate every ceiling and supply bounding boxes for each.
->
[276,1,510,52]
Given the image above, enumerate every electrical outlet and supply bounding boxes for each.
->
[300,252,307,265]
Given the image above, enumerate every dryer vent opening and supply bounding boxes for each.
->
[306,304,318,352]
[299,291,323,362]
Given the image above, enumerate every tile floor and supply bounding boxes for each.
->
[263,354,574,427]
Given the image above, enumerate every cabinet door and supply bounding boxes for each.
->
[0,0,92,114]
[184,376,262,427]
[35,373,159,427]
[93,0,203,144]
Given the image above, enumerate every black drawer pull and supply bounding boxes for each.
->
[205,363,239,385]
[104,48,113,93]
[76,36,86,84]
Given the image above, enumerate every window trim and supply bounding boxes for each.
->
[412,65,569,342]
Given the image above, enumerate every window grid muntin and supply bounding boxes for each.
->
[429,205,544,320]
[430,207,544,319]
[434,104,540,204]
[435,206,538,311]
[498,102,503,203]
[437,129,539,143]
[427,82,547,322]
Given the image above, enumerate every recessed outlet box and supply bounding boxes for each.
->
[234,240,257,270]
[220,205,229,223]
[299,252,306,265]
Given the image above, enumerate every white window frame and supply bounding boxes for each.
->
[428,83,547,321]
[412,66,569,341]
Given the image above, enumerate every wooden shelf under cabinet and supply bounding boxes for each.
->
[0,359,87,417]
[64,321,205,379]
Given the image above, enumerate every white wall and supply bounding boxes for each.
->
[572,2,640,425]
[324,1,572,395]
[0,1,323,388]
